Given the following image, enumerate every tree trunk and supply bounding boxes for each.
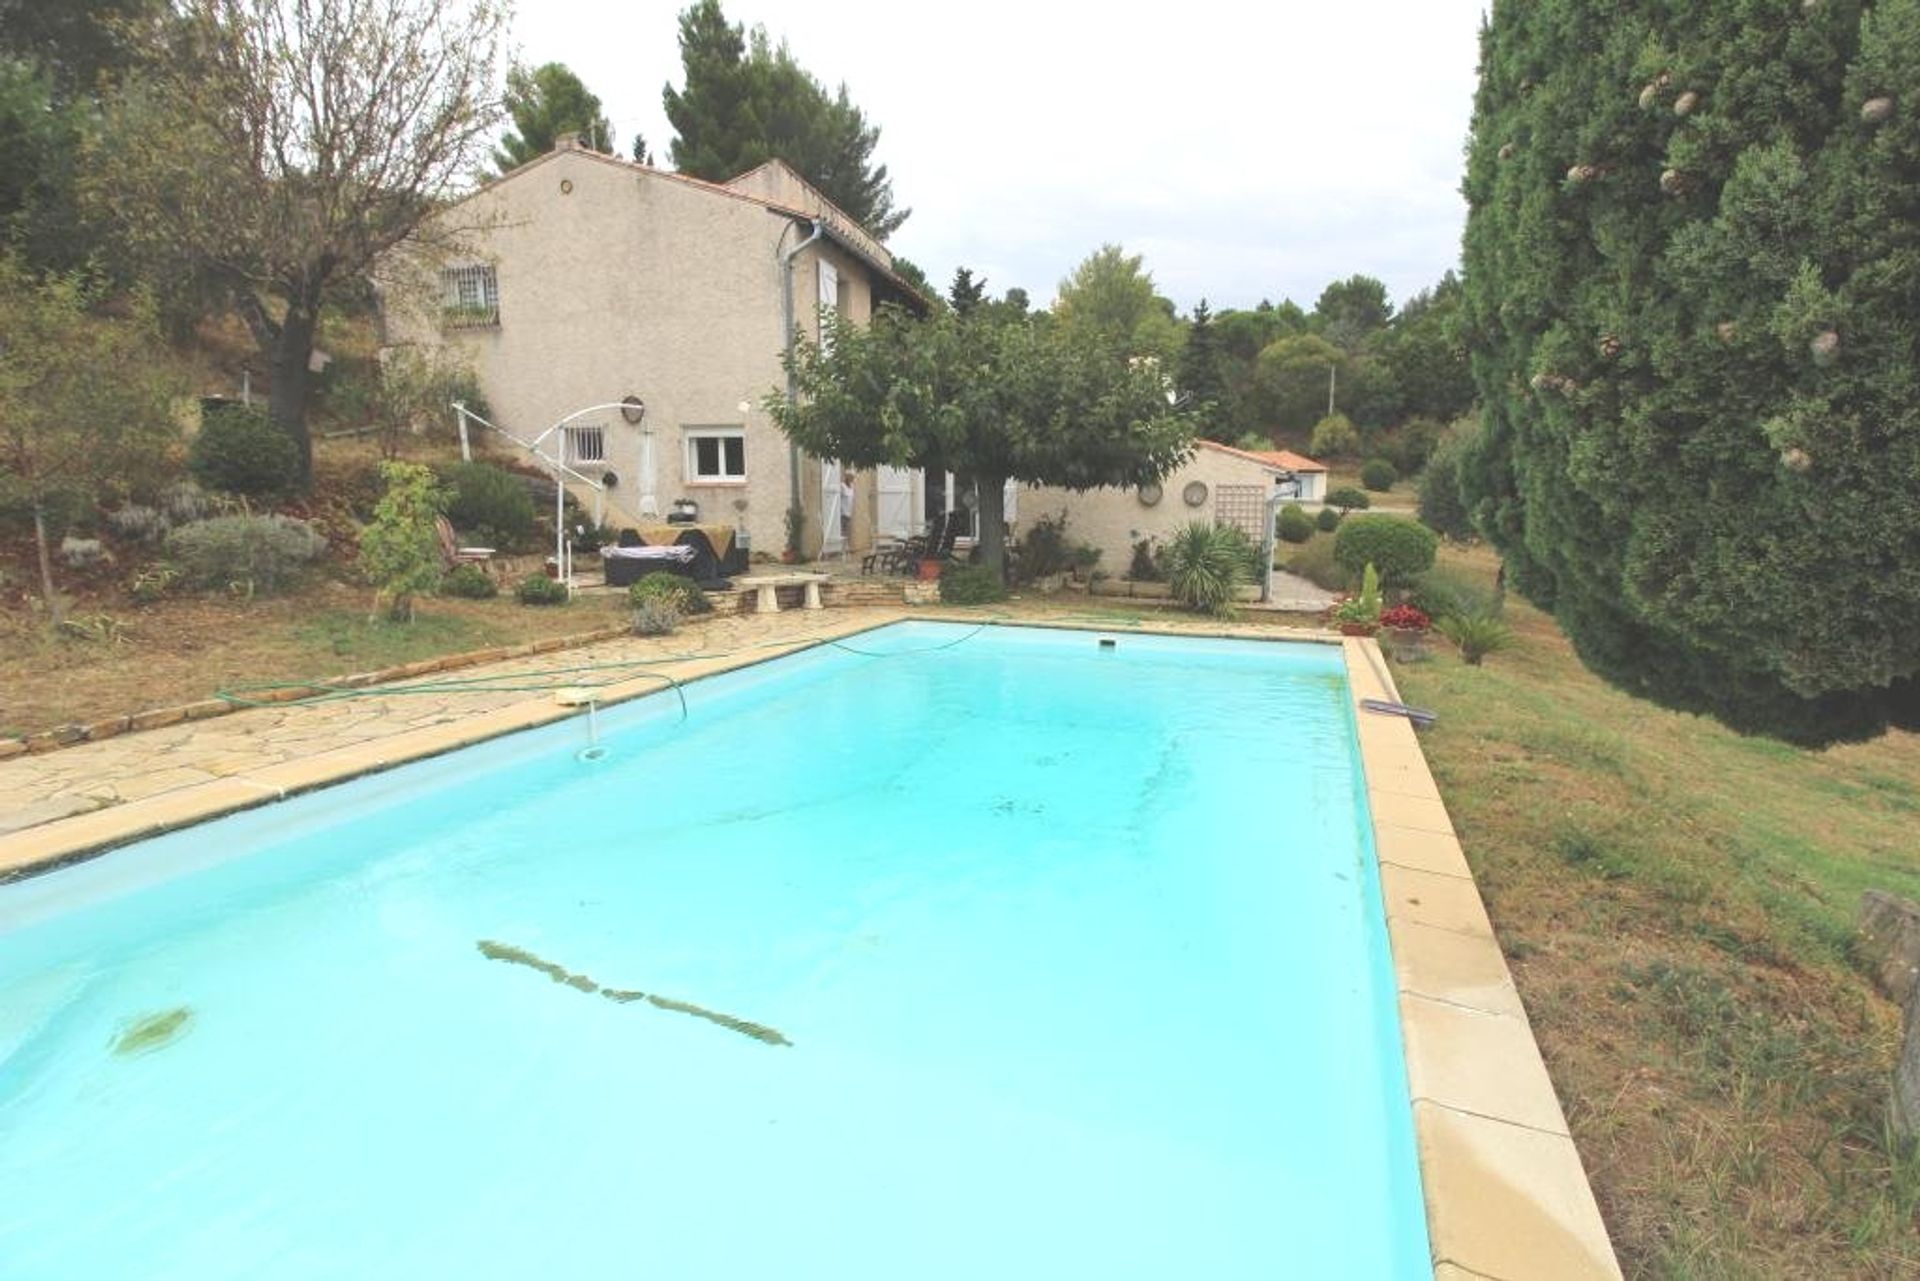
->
[31,499,64,627]
[975,472,1008,581]
[269,303,318,489]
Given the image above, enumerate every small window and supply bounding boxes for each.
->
[686,428,746,483]
[565,423,606,466]
[440,265,499,328]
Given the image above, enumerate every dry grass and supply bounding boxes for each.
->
[1398,545,1920,1277]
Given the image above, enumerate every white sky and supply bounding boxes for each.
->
[510,1,1488,314]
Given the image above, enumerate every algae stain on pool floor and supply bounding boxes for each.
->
[476,940,792,1047]
[110,1007,193,1057]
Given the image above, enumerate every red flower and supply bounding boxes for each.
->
[1379,604,1431,631]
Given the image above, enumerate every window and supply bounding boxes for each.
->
[440,265,499,328]
[686,428,746,483]
[564,423,606,466]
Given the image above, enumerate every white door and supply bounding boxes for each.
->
[818,260,839,345]
[877,465,914,539]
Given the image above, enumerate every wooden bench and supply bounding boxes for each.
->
[732,572,830,613]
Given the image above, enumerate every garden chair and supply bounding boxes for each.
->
[436,516,495,571]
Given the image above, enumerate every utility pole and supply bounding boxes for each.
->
[1327,362,1338,417]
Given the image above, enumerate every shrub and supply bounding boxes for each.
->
[632,597,682,636]
[358,461,446,621]
[1332,515,1439,589]
[188,403,300,499]
[1283,534,1346,591]
[440,563,497,599]
[1438,611,1515,666]
[940,561,1006,605]
[1012,509,1075,582]
[1408,565,1497,622]
[1418,417,1479,541]
[1166,522,1249,616]
[1326,486,1371,513]
[106,504,170,544]
[165,514,323,595]
[1360,458,1399,492]
[442,462,535,551]
[1309,411,1360,459]
[629,572,712,615]
[1276,503,1315,544]
[1315,506,1342,533]
[1385,416,1445,475]
[515,573,569,606]
[1126,537,1165,582]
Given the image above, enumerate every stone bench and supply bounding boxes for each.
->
[732,572,830,613]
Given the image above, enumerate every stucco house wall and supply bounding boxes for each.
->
[381,147,912,560]
[1022,441,1289,574]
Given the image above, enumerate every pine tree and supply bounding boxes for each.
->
[948,267,987,314]
[1461,0,1920,743]
[662,0,907,238]
[1178,299,1230,420]
[495,63,614,172]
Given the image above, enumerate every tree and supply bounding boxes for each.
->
[771,308,1199,579]
[86,0,507,489]
[1053,244,1183,365]
[358,460,446,621]
[947,266,987,314]
[1178,298,1231,422]
[1253,332,1345,435]
[1382,272,1475,424]
[495,62,613,172]
[1460,0,1920,743]
[0,0,163,93]
[0,256,181,624]
[663,0,907,238]
[1313,274,1393,353]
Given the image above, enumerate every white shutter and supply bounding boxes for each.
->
[877,466,914,538]
[820,457,844,552]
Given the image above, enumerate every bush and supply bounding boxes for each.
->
[106,504,170,544]
[1332,514,1439,589]
[1276,503,1314,544]
[1418,417,1479,541]
[1283,534,1346,591]
[1315,506,1342,533]
[1407,565,1497,622]
[1309,411,1360,459]
[629,572,712,615]
[165,514,323,595]
[1126,537,1165,582]
[358,461,446,621]
[515,573,569,606]
[1166,522,1250,616]
[940,561,1006,605]
[1384,416,1445,475]
[188,403,301,499]
[1012,509,1074,582]
[632,597,682,636]
[440,563,497,599]
[442,462,535,551]
[1360,458,1399,492]
[1438,611,1515,666]
[1326,486,1372,513]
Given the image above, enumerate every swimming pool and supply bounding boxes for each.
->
[0,621,1430,1278]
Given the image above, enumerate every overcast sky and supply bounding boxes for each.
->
[511,1,1488,315]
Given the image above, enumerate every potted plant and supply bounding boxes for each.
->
[782,505,805,564]
[1378,602,1432,661]
[916,552,944,582]
[1326,562,1384,636]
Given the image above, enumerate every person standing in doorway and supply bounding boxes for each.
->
[840,470,855,550]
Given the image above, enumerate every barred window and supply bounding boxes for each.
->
[565,423,607,466]
[440,265,499,328]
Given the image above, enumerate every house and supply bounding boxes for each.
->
[379,137,931,561]
[1022,440,1328,574]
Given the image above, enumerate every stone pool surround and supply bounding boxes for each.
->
[0,611,1620,1279]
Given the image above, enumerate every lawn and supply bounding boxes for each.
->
[1398,545,1920,1277]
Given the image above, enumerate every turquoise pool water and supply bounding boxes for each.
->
[0,622,1428,1278]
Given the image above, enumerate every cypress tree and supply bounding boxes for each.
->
[1461,0,1920,743]
[1178,298,1231,420]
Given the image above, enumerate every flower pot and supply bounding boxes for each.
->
[916,558,943,583]
[1381,625,1430,662]
[1337,622,1378,637]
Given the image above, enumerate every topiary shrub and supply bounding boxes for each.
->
[442,462,535,551]
[1276,503,1314,544]
[440,563,497,599]
[1166,522,1250,616]
[188,403,301,499]
[1332,514,1439,589]
[1315,506,1342,533]
[1326,486,1371,514]
[165,514,323,595]
[629,572,712,616]
[515,573,569,606]
[631,597,682,636]
[939,561,1006,605]
[1360,458,1399,492]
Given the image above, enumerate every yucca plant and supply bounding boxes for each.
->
[1166,522,1249,617]
[1437,611,1515,666]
